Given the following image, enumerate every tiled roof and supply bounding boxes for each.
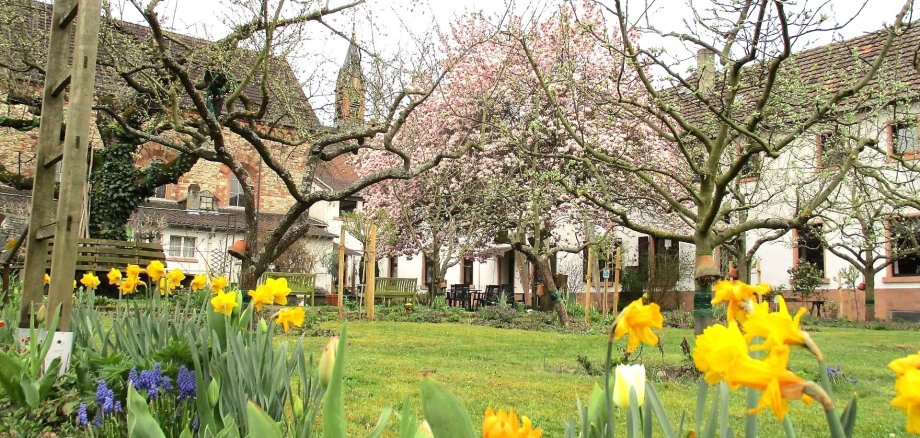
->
[0,187,334,238]
[135,199,333,237]
[663,23,920,126]
[0,0,319,127]
[315,155,359,192]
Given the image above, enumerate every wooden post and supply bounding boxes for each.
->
[612,245,622,317]
[337,227,346,319]
[603,249,610,318]
[366,224,377,321]
[19,0,102,332]
[584,246,593,324]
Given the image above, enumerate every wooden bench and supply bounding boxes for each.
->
[259,272,316,306]
[46,238,165,272]
[373,277,418,304]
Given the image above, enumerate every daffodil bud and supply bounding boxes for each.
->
[416,420,433,437]
[318,336,339,388]
[612,364,646,408]
[259,318,268,333]
[208,378,220,408]
[35,304,47,324]
[292,394,304,419]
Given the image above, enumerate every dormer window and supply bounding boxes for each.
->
[200,191,215,211]
[152,185,167,198]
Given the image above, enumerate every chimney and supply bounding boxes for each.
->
[696,48,715,95]
[187,184,200,210]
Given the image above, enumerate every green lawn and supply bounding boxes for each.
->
[293,321,918,437]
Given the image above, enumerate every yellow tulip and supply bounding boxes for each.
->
[80,272,101,289]
[612,364,646,408]
[248,285,274,312]
[211,276,228,294]
[318,336,339,388]
[107,268,122,286]
[613,298,663,353]
[190,274,208,291]
[210,290,238,316]
[146,260,165,282]
[482,408,542,438]
[891,368,920,434]
[416,420,433,437]
[711,280,771,323]
[741,296,806,352]
[275,306,305,334]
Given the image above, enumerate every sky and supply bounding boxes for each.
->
[107,0,912,124]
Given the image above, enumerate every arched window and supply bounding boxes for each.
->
[228,175,244,207]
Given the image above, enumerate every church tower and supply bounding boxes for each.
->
[334,35,365,126]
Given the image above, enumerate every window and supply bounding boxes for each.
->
[199,192,215,211]
[228,175,244,207]
[892,121,918,155]
[168,235,197,258]
[818,132,847,168]
[891,218,920,276]
[339,199,358,216]
[462,258,473,285]
[389,256,399,277]
[152,185,167,199]
[796,224,825,275]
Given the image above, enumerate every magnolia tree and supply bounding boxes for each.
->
[356,11,628,324]
[516,0,914,331]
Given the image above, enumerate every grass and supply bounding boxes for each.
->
[292,320,918,437]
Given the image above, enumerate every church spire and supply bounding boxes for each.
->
[335,30,365,126]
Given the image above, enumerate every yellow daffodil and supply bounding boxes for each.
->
[711,280,771,323]
[73,279,77,290]
[210,290,238,316]
[267,277,291,305]
[43,273,50,286]
[248,285,274,312]
[612,364,646,408]
[107,268,122,286]
[482,408,543,438]
[166,268,185,291]
[613,298,663,353]
[889,351,920,377]
[5,238,17,251]
[727,346,812,420]
[741,296,806,352]
[120,276,139,295]
[318,336,339,387]
[190,274,208,291]
[80,272,101,289]
[211,276,228,294]
[146,260,165,282]
[274,306,305,333]
[891,368,920,433]
[693,321,750,385]
[126,264,142,280]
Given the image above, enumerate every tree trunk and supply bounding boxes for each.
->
[239,256,266,291]
[536,257,568,326]
[515,251,531,307]
[863,270,876,321]
[693,245,721,334]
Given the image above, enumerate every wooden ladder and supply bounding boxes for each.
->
[18,0,102,331]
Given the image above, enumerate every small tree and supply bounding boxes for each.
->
[787,261,823,302]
